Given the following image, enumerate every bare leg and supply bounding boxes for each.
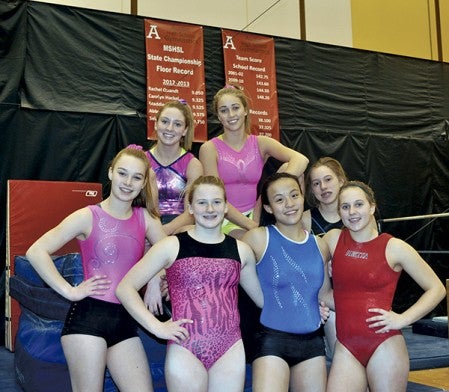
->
[366,335,409,392]
[290,355,327,392]
[326,341,367,392]
[208,340,245,392]
[61,334,107,392]
[252,355,290,392]
[107,337,153,392]
[165,344,208,392]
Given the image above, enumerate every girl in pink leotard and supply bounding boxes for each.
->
[26,147,187,392]
[324,181,445,392]
[117,175,263,392]
[199,84,309,239]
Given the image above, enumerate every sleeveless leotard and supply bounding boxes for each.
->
[78,205,146,304]
[257,226,324,333]
[165,232,242,370]
[310,207,342,237]
[146,148,194,219]
[332,229,401,366]
[211,134,264,213]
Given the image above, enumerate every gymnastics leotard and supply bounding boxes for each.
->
[310,207,342,237]
[332,229,401,366]
[146,148,194,223]
[165,231,242,370]
[78,205,146,304]
[257,226,324,333]
[211,134,264,213]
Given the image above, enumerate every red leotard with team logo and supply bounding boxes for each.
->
[332,229,401,366]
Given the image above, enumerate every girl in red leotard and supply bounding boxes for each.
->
[324,181,445,392]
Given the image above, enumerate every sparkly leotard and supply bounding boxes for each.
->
[257,226,324,333]
[165,232,242,370]
[146,148,194,220]
[332,229,401,366]
[211,134,264,213]
[78,205,146,303]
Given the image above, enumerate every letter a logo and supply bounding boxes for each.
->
[223,36,236,50]
[147,25,161,40]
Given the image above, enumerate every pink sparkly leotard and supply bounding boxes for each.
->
[332,229,401,366]
[78,205,146,303]
[165,231,242,370]
[211,134,264,213]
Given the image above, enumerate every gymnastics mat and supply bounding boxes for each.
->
[412,317,448,339]
[5,180,102,351]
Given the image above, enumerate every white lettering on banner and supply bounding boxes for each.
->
[145,19,207,141]
[223,36,236,50]
[147,54,163,61]
[173,67,193,75]
[236,55,249,61]
[249,66,266,72]
[233,63,249,71]
[250,109,269,116]
[156,65,172,72]
[146,25,161,40]
[221,28,279,140]
[162,56,202,66]
[163,45,184,53]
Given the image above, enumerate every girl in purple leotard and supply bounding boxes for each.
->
[131,100,203,317]
[146,100,203,235]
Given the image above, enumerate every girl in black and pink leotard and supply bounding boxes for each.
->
[117,175,263,392]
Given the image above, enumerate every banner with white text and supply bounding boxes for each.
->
[222,29,279,140]
[145,19,207,141]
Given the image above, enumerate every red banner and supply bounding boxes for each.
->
[145,19,207,141]
[221,29,279,140]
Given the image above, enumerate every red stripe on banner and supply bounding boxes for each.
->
[222,29,280,140]
[145,19,207,142]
